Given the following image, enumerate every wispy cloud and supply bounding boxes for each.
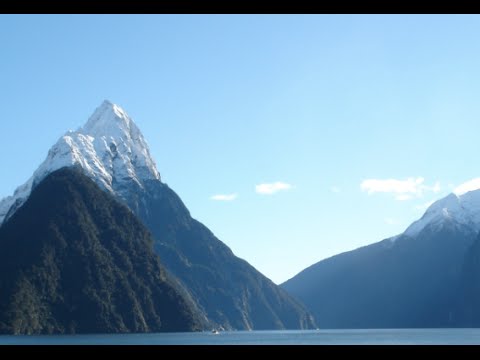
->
[255,182,292,195]
[414,200,435,211]
[431,182,441,193]
[331,186,341,193]
[361,177,424,195]
[454,178,480,195]
[384,217,400,225]
[395,194,413,201]
[360,177,441,200]
[210,193,238,201]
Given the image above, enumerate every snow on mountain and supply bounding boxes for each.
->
[0,100,161,225]
[404,189,480,237]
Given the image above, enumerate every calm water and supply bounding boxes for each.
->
[1,329,480,345]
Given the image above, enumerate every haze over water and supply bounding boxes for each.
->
[2,329,480,345]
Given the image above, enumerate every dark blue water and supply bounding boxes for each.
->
[1,329,480,345]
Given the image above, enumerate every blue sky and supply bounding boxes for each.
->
[2,15,480,283]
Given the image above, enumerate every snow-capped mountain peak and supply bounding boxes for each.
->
[404,190,480,237]
[0,100,161,225]
[83,100,134,138]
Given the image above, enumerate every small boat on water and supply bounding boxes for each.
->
[211,329,220,334]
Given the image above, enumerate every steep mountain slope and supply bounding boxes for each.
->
[283,192,480,328]
[124,179,315,329]
[0,100,316,330]
[452,232,480,326]
[0,168,203,334]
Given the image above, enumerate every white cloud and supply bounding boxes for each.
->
[331,186,341,193]
[454,178,480,196]
[361,177,425,195]
[414,200,435,211]
[361,177,441,200]
[384,217,399,225]
[210,193,238,201]
[255,182,292,195]
[395,194,413,201]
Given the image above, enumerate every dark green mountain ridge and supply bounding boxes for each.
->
[0,167,203,334]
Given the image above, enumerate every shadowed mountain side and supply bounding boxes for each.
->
[122,179,316,330]
[0,167,203,334]
[453,232,480,326]
[283,222,476,328]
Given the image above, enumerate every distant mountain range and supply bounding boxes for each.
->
[0,101,316,333]
[283,186,480,328]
